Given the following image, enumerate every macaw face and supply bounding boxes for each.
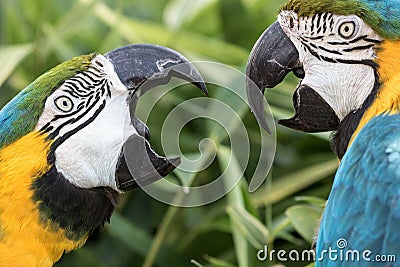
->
[35,54,134,191]
[31,45,207,192]
[278,11,382,121]
[246,8,385,157]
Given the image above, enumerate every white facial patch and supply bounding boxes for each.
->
[300,56,376,120]
[35,55,137,190]
[278,11,382,121]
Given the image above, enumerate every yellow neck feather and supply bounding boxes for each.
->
[350,41,400,146]
[0,132,85,267]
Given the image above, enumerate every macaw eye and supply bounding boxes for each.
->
[55,96,74,112]
[339,21,356,39]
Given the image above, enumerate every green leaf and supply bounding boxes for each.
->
[199,217,233,233]
[93,2,248,66]
[106,212,153,257]
[41,23,77,59]
[270,217,291,238]
[253,159,338,207]
[163,0,217,30]
[270,217,304,246]
[295,196,326,207]
[219,0,257,48]
[204,255,237,267]
[218,146,249,267]
[285,205,323,244]
[276,231,306,246]
[227,206,270,249]
[0,44,33,88]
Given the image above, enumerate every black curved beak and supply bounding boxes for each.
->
[105,44,207,191]
[105,44,208,95]
[247,22,301,91]
[246,21,339,133]
[115,134,181,190]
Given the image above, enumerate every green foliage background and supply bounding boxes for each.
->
[0,0,337,266]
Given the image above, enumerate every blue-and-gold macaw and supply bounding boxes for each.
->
[0,44,206,266]
[246,0,400,266]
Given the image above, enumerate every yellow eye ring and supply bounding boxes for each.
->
[339,21,356,39]
[55,96,74,112]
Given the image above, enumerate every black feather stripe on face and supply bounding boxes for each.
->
[40,63,111,146]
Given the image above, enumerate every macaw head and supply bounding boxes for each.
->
[247,0,400,158]
[0,44,206,192]
[0,44,207,260]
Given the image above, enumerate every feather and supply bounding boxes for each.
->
[316,114,400,266]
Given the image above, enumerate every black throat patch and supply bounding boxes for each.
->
[31,165,119,241]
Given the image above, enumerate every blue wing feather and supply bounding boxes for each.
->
[316,114,400,266]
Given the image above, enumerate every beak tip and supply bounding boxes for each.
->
[246,74,271,134]
[197,82,208,96]
[168,157,181,167]
[178,63,208,95]
[156,156,181,177]
[262,122,272,134]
